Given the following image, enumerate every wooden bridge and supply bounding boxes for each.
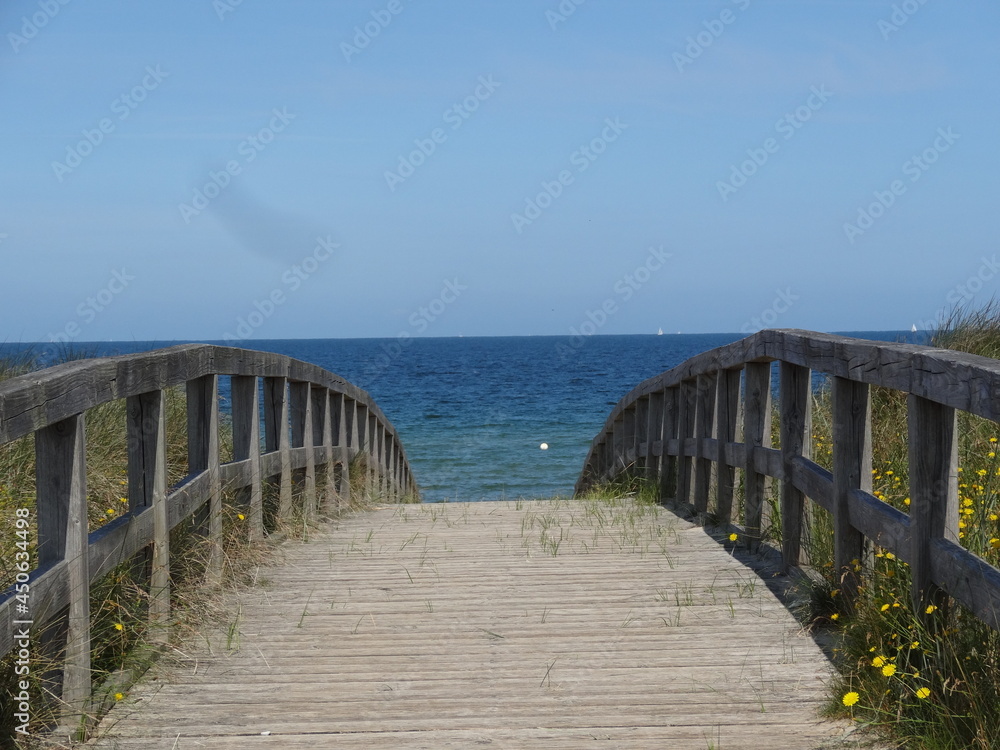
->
[3,330,1000,748]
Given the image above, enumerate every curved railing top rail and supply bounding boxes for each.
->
[0,344,404,457]
[601,328,1000,429]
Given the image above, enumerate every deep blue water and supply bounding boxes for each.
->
[3,332,920,501]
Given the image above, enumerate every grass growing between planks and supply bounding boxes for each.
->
[0,351,402,746]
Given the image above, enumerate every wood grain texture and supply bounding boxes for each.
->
[89,499,858,750]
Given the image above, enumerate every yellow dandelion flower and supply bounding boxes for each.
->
[990,514,999,521]
[911,641,919,648]
[237,513,246,521]
[990,452,997,459]
[119,496,128,504]
[925,604,938,614]
[880,604,890,612]
[114,623,124,631]
[904,497,911,506]
[990,538,1000,550]
[963,498,974,507]
[991,437,998,443]
[119,479,127,485]
[893,602,901,608]
[728,533,738,542]
[872,656,886,667]
[114,692,124,701]
[830,613,839,621]
[916,687,931,699]
[885,552,895,560]
[978,469,988,477]
[882,664,896,677]
[886,470,894,476]
[842,691,860,707]
[105,508,115,516]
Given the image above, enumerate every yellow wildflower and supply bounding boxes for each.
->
[842,691,860,707]
[830,613,839,621]
[728,533,738,542]
[114,692,124,701]
[114,623,124,631]
[882,664,896,677]
[880,604,890,612]
[872,656,886,667]
[916,687,931,699]
[925,604,938,614]
[237,513,246,521]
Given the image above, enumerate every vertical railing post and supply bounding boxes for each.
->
[832,377,872,611]
[645,390,664,486]
[743,362,772,551]
[621,406,636,477]
[35,414,91,732]
[338,394,353,505]
[289,381,316,520]
[376,423,387,499]
[634,397,649,478]
[693,373,717,515]
[715,368,741,526]
[127,390,169,644]
[909,395,959,623]
[315,387,335,513]
[355,404,369,497]
[676,380,697,507]
[780,362,811,572]
[264,377,292,520]
[368,412,378,496]
[232,376,263,541]
[187,375,222,584]
[391,440,400,500]
[660,386,679,502]
[611,416,623,477]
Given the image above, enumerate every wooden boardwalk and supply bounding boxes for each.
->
[90,499,858,750]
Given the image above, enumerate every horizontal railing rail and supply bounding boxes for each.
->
[575,329,1000,632]
[0,344,416,729]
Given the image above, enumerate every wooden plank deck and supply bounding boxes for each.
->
[89,498,861,749]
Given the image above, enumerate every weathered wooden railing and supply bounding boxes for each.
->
[575,329,1000,631]
[0,344,415,730]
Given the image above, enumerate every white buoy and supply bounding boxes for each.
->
[540,442,549,450]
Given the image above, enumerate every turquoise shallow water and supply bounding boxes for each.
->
[7,332,916,501]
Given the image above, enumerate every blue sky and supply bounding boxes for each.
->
[2,0,998,343]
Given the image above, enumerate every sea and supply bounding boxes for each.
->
[4,332,921,502]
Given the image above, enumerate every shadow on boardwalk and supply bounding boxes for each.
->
[88,499,881,750]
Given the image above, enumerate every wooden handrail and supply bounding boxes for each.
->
[0,344,416,726]
[575,329,1000,631]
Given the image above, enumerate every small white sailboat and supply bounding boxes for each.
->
[657,327,664,336]
[911,324,918,332]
